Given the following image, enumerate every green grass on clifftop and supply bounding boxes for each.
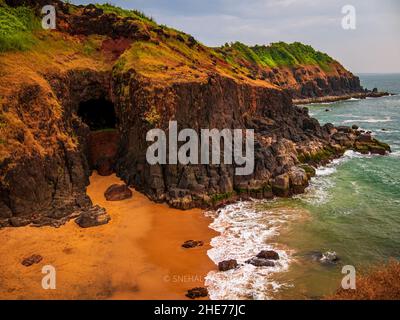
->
[0,3,40,52]
[95,3,155,24]
[220,41,335,71]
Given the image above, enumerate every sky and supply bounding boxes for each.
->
[72,0,400,73]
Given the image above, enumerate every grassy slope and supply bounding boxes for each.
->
[0,3,40,52]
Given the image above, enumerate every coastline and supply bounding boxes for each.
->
[0,173,217,300]
[293,91,389,105]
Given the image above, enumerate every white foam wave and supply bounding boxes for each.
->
[343,116,392,124]
[296,150,364,205]
[390,150,400,158]
[205,202,296,300]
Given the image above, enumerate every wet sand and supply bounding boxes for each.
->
[0,173,217,300]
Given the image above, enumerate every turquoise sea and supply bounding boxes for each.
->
[205,74,400,299]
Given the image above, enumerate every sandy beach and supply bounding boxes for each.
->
[0,173,217,300]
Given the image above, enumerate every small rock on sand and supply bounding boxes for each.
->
[182,240,204,248]
[186,287,208,299]
[22,254,43,267]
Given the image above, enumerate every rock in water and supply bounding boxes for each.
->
[186,287,208,299]
[311,251,340,265]
[182,240,204,248]
[218,259,238,271]
[75,206,111,228]
[104,184,133,201]
[245,257,275,267]
[357,133,373,143]
[22,254,43,267]
[256,250,280,260]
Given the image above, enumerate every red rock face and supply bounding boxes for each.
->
[87,130,120,176]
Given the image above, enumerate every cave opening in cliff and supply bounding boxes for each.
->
[77,97,120,176]
[78,97,117,131]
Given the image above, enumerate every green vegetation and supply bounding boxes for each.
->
[221,41,335,71]
[95,3,155,24]
[297,147,336,164]
[0,4,40,52]
[210,191,235,204]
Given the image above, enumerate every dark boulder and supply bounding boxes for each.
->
[22,254,43,267]
[337,126,352,133]
[75,205,111,228]
[245,257,275,267]
[357,134,373,143]
[186,287,208,299]
[104,184,133,201]
[218,259,238,271]
[256,250,280,260]
[182,240,204,248]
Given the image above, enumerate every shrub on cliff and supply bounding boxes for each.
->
[0,4,40,52]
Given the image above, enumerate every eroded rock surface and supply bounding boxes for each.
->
[75,205,111,228]
[104,184,133,201]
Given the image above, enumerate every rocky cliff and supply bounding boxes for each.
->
[216,42,367,100]
[0,1,390,227]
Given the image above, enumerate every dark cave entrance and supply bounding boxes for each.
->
[78,97,117,131]
[77,98,120,176]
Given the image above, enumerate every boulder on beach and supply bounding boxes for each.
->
[186,287,208,299]
[104,184,133,201]
[182,240,204,248]
[22,254,43,267]
[245,257,275,267]
[256,250,280,260]
[218,259,238,271]
[75,205,111,228]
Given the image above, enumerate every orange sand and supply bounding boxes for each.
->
[0,173,217,300]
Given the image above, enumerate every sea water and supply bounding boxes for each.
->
[205,73,400,300]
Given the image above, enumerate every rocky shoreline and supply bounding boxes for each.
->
[293,90,390,105]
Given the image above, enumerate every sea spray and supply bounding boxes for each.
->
[205,201,301,300]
